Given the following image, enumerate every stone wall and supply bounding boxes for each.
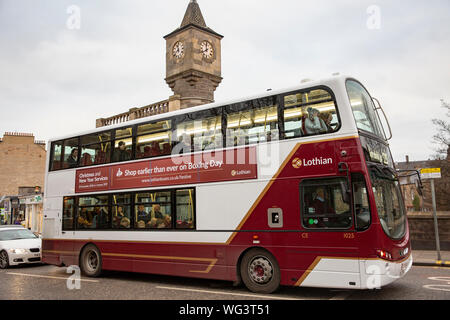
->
[408,212,450,250]
[0,133,47,196]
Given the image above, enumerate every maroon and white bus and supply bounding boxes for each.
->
[42,76,412,293]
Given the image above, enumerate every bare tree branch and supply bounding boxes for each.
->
[431,100,450,158]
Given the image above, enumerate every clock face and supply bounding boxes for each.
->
[200,41,214,59]
[173,41,184,59]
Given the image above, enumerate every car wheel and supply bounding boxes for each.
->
[240,248,280,294]
[0,250,9,269]
[79,244,102,277]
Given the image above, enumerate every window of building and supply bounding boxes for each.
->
[77,195,110,229]
[135,191,172,229]
[283,88,338,139]
[136,120,172,159]
[50,141,63,170]
[62,197,75,230]
[112,193,131,229]
[175,189,195,229]
[112,127,133,163]
[225,96,278,147]
[300,178,352,229]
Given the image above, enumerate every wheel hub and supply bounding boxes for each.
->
[86,251,98,271]
[248,257,273,284]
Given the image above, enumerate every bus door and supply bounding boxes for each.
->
[297,176,361,289]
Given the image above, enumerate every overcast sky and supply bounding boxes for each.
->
[1,0,449,162]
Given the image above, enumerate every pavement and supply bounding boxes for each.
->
[412,250,450,267]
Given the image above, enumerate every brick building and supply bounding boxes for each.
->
[396,150,450,212]
[0,132,47,227]
[96,0,223,128]
[0,132,47,197]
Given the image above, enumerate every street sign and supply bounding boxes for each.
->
[419,167,443,260]
[420,168,441,179]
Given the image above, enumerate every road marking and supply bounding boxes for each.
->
[423,285,450,292]
[6,272,99,283]
[423,276,450,292]
[156,286,303,300]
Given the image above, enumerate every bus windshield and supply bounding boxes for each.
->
[369,165,406,240]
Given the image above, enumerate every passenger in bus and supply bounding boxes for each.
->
[203,136,217,150]
[112,141,131,162]
[320,112,334,133]
[120,217,130,228]
[151,204,164,220]
[311,188,335,215]
[293,105,308,137]
[304,108,327,135]
[157,215,172,229]
[96,207,110,228]
[176,134,191,154]
[137,205,150,228]
[67,148,78,168]
[78,209,91,228]
[137,220,146,229]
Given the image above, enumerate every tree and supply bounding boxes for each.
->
[431,99,450,159]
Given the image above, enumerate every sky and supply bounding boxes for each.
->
[0,0,449,162]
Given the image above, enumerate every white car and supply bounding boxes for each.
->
[0,226,42,269]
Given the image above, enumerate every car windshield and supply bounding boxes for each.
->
[0,229,38,241]
[369,165,406,240]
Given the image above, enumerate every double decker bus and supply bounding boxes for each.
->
[42,75,412,293]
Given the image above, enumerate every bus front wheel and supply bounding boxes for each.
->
[79,244,102,277]
[240,248,280,294]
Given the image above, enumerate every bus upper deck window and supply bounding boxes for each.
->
[62,138,79,169]
[283,89,338,139]
[113,127,133,163]
[50,141,63,171]
[136,120,172,159]
[225,96,278,147]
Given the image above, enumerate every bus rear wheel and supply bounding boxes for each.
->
[240,248,280,294]
[80,244,102,277]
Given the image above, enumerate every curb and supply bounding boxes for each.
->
[413,260,450,268]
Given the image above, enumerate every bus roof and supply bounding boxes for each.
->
[48,74,352,143]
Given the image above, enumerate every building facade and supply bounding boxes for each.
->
[396,150,450,212]
[96,0,222,128]
[0,132,47,228]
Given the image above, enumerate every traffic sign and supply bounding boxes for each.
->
[420,168,441,179]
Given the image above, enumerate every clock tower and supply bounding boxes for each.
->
[164,0,223,110]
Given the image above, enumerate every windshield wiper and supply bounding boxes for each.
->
[368,163,397,181]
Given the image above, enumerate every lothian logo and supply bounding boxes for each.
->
[116,168,123,177]
[292,158,302,169]
[292,157,333,169]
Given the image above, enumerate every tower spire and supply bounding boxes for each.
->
[181,0,207,28]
